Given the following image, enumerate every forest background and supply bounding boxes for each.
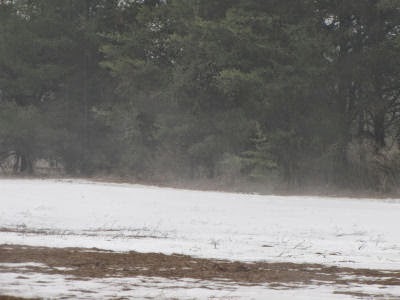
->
[1,0,400,195]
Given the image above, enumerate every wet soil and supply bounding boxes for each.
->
[0,244,399,288]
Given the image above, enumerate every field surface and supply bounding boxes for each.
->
[0,179,399,299]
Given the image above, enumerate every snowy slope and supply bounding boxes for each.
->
[0,179,399,270]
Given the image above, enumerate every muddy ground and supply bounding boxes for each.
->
[0,244,399,299]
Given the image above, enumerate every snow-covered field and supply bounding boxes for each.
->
[0,266,368,300]
[1,179,399,269]
[3,265,398,300]
[1,179,399,299]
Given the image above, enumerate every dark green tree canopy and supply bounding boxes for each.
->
[1,0,400,193]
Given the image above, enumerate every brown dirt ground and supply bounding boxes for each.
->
[0,244,399,289]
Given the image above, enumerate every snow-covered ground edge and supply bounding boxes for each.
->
[2,267,399,300]
[1,179,400,270]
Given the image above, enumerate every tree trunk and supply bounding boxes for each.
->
[13,152,33,174]
[373,112,386,149]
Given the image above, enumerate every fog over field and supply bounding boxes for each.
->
[1,1,400,299]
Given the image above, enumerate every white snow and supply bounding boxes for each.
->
[0,262,48,269]
[1,268,399,300]
[0,271,363,300]
[1,179,399,270]
[1,179,400,299]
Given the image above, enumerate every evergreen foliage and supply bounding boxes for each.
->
[1,0,400,193]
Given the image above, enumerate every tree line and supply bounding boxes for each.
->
[1,0,400,193]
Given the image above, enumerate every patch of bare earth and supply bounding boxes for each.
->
[0,244,399,298]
